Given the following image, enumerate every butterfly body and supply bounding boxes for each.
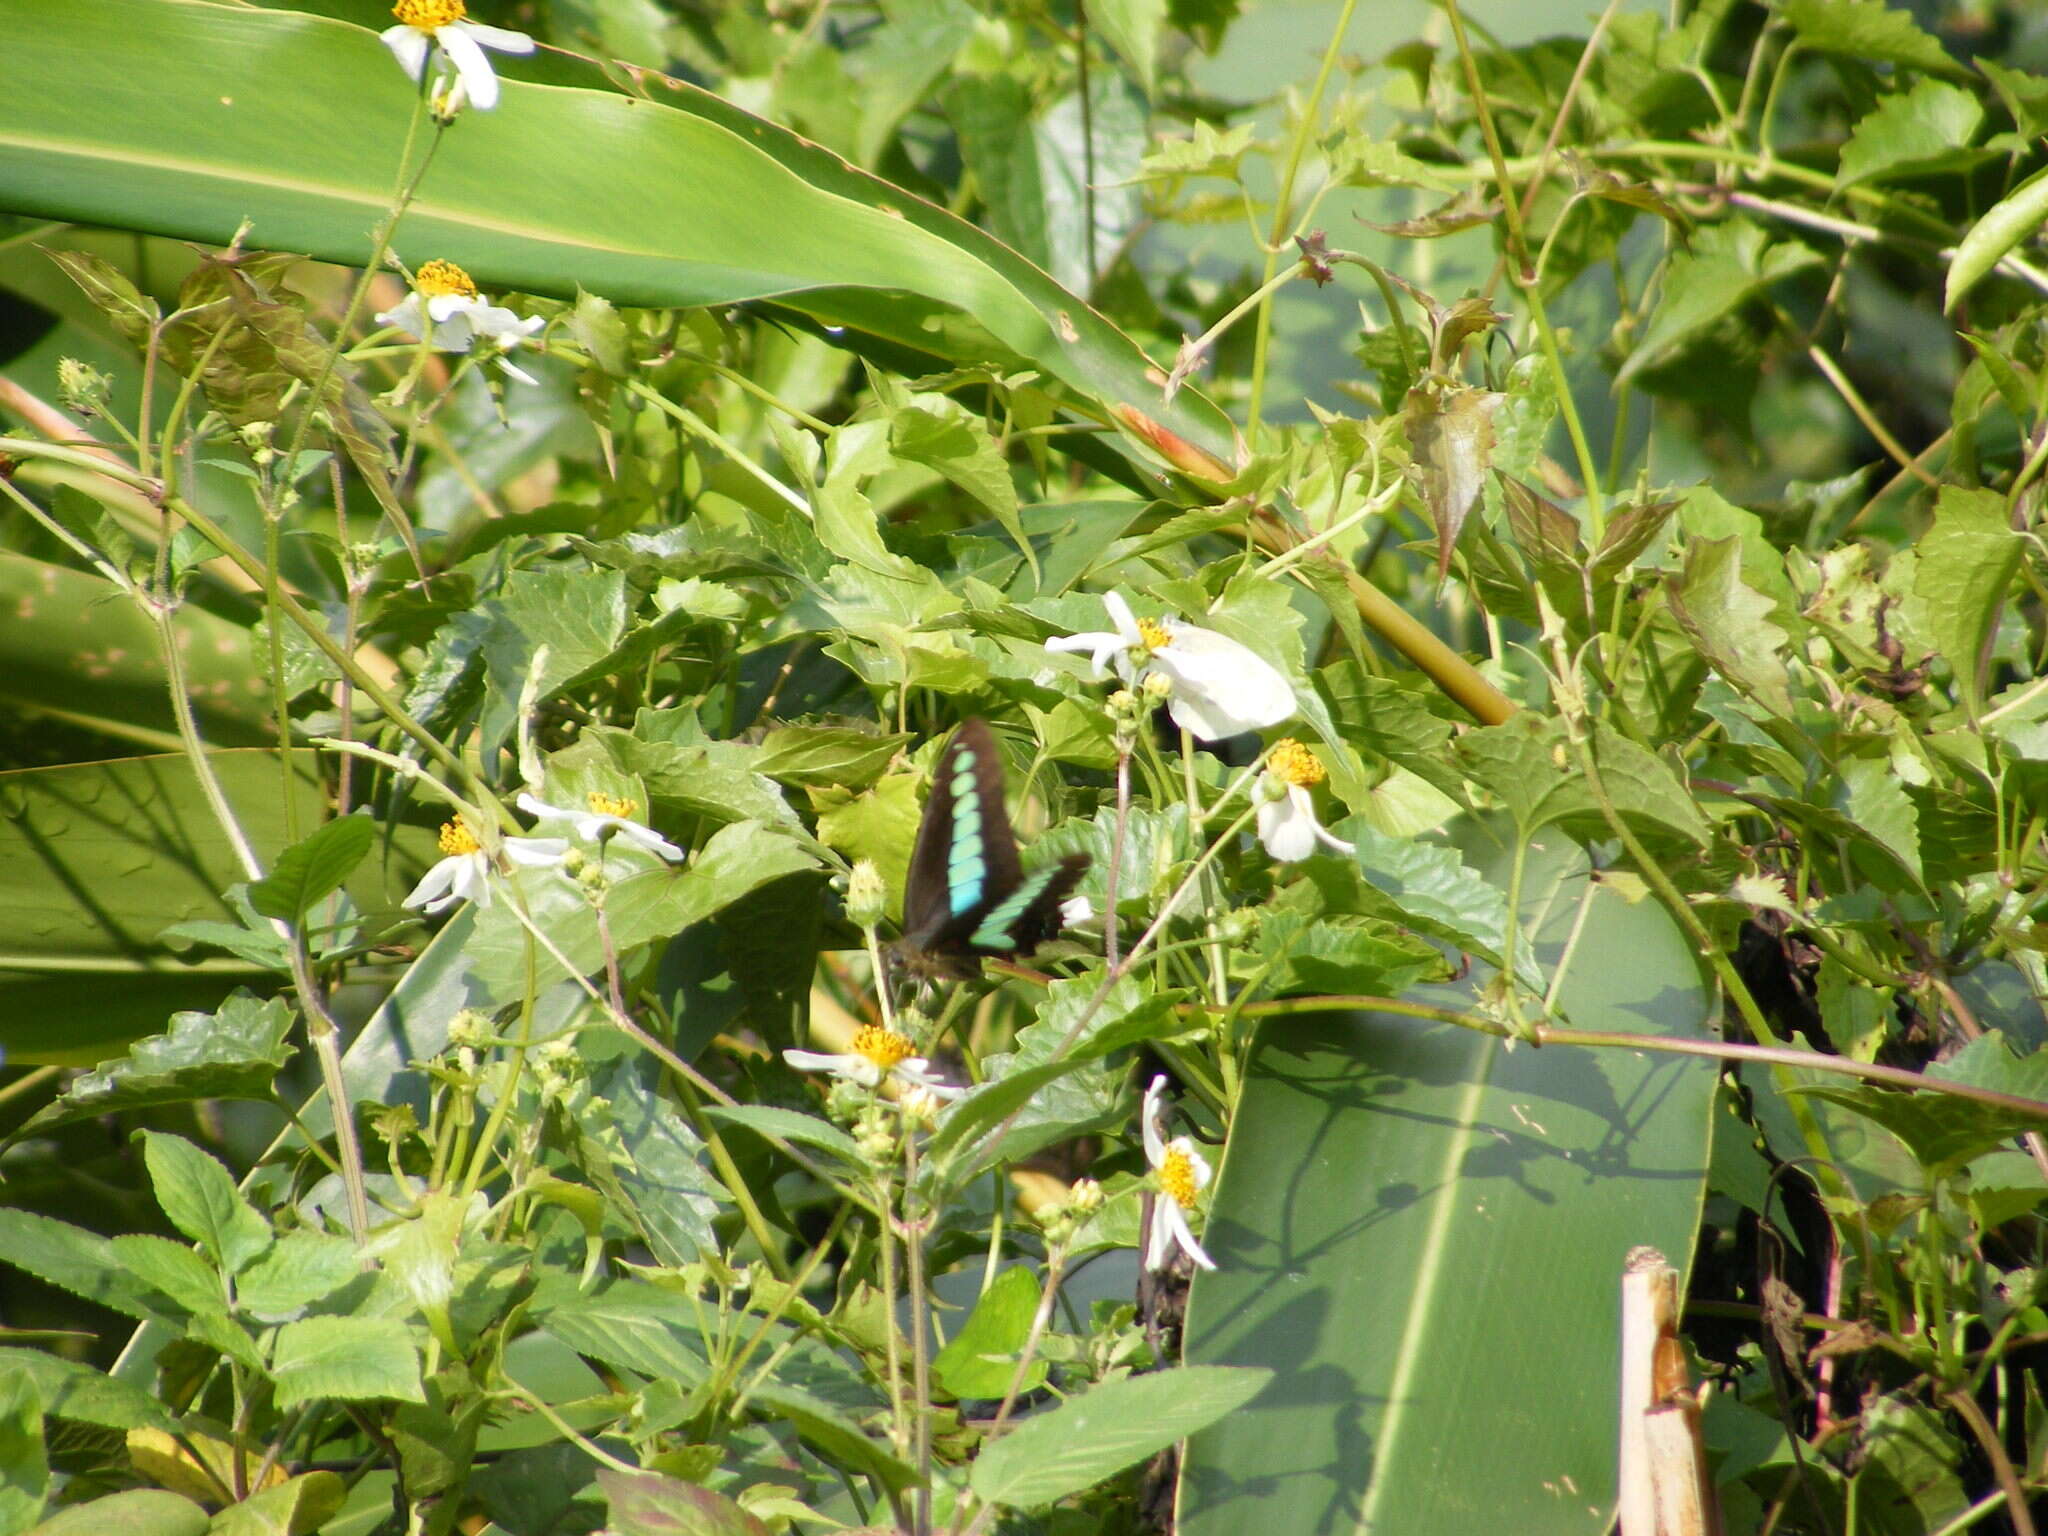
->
[896,719,1090,977]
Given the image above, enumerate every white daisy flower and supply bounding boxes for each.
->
[403,816,568,915]
[515,791,684,862]
[1255,738,1354,862]
[1045,591,1295,740]
[784,1026,968,1100]
[375,259,545,384]
[380,0,535,113]
[1141,1075,1215,1272]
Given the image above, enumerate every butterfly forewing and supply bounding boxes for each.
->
[898,719,1088,971]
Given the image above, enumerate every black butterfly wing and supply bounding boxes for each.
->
[900,719,1023,959]
[966,853,1091,956]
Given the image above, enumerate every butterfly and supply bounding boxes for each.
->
[895,719,1091,978]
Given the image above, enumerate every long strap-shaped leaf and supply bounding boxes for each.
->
[0,0,1232,459]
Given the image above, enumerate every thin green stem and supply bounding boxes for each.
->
[1245,0,1362,434]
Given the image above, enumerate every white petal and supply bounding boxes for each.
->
[1313,819,1355,854]
[1059,894,1094,928]
[1258,793,1317,862]
[468,303,543,342]
[1141,1074,1168,1166]
[496,356,541,387]
[1149,624,1295,739]
[449,853,491,909]
[375,293,428,340]
[1145,1199,1176,1269]
[1045,628,1126,678]
[424,292,485,325]
[456,20,537,54]
[784,1049,864,1080]
[503,836,570,867]
[433,25,502,110]
[1162,1200,1216,1271]
[380,25,432,81]
[402,853,462,912]
[894,1062,969,1101]
[612,821,685,862]
[1102,591,1144,646]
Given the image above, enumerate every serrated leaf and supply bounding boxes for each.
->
[1782,0,1965,78]
[269,1316,425,1410]
[969,1366,1271,1507]
[1667,534,1793,716]
[0,1210,171,1322]
[1911,485,2021,718]
[106,1234,220,1316]
[233,1231,362,1319]
[1836,78,1982,188]
[246,813,375,924]
[0,1351,170,1433]
[140,1132,272,1275]
[15,992,295,1139]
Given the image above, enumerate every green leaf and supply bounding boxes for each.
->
[1835,78,1983,188]
[0,0,1235,461]
[933,1265,1046,1400]
[106,1235,220,1317]
[890,393,1032,578]
[232,1231,362,1319]
[0,1211,174,1323]
[1181,834,1715,1536]
[0,1367,47,1536]
[596,1469,773,1536]
[14,992,295,1140]
[41,246,157,347]
[1667,534,1793,716]
[140,1132,272,1275]
[0,1350,171,1432]
[969,1365,1271,1508]
[1618,221,1821,384]
[204,1472,345,1536]
[1910,485,2022,718]
[1782,0,1966,78]
[0,750,430,1066]
[469,819,821,998]
[751,726,912,789]
[23,1491,208,1536]
[246,812,376,925]
[699,1105,865,1165]
[1835,755,1923,888]
[269,1316,425,1410]
[1092,0,1166,95]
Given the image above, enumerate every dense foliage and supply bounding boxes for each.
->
[6,0,2048,1532]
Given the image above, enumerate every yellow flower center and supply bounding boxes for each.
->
[587,792,638,819]
[1136,617,1171,650]
[414,259,478,300]
[437,817,482,857]
[1268,737,1325,788]
[1159,1143,1200,1208]
[393,0,467,28]
[852,1026,915,1071]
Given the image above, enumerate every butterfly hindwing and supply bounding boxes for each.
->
[898,719,1088,972]
[968,855,1090,954]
